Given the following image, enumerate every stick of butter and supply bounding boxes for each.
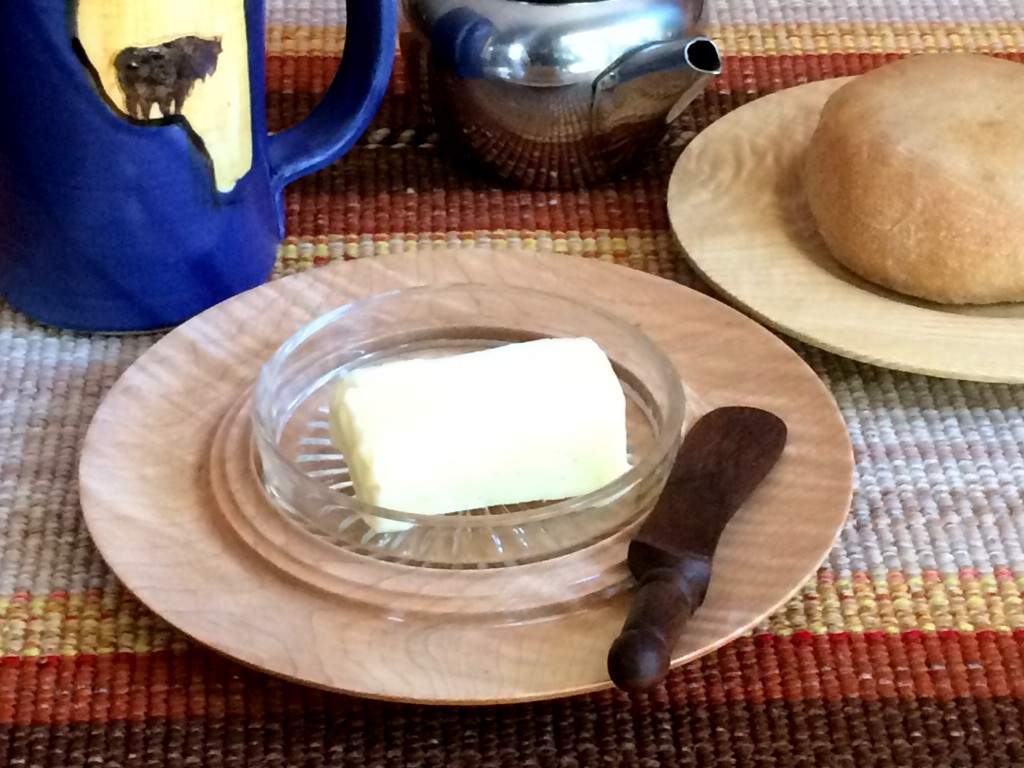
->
[328,337,630,533]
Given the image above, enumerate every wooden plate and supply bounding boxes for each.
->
[79,250,853,704]
[668,78,1024,384]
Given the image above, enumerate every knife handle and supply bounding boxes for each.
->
[606,560,708,693]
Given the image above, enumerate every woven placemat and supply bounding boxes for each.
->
[2,1,1024,765]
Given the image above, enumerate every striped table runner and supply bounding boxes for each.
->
[1,0,1023,765]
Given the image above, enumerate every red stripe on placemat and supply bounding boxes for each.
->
[265,50,1024,95]
[2,630,1023,726]
[278,185,676,240]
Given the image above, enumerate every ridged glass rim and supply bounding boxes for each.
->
[252,283,685,529]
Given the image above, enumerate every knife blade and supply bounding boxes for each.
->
[607,406,788,693]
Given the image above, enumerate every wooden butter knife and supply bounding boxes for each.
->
[607,406,788,693]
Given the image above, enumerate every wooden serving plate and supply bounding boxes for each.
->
[668,77,1024,384]
[79,250,853,704]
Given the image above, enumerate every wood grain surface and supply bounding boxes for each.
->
[668,77,1024,384]
[78,250,854,704]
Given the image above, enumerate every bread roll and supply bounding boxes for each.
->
[803,53,1024,304]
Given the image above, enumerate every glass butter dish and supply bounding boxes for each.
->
[252,283,685,568]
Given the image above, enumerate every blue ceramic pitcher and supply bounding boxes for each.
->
[0,1,396,331]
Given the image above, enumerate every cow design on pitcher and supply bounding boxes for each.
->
[72,0,255,192]
[113,35,222,119]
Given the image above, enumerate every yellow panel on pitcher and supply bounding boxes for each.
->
[76,0,252,192]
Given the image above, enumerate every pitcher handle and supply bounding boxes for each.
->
[267,0,397,194]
